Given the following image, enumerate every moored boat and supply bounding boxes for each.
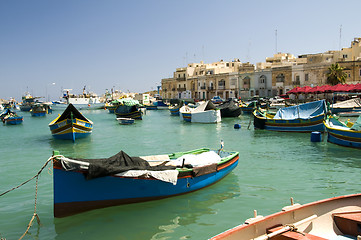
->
[52,88,105,111]
[49,103,93,141]
[30,103,51,117]
[116,117,135,125]
[19,92,40,112]
[114,98,142,120]
[331,98,361,114]
[210,193,361,240]
[324,115,361,148]
[253,100,327,132]
[180,100,221,123]
[52,147,239,217]
[218,100,242,118]
[0,109,23,125]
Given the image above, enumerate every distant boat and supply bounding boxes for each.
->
[239,101,257,114]
[331,98,361,114]
[49,103,93,141]
[253,100,327,132]
[105,101,117,113]
[169,99,196,116]
[116,117,135,125]
[0,108,23,125]
[114,98,142,120]
[52,147,239,217]
[180,101,221,123]
[210,193,361,240]
[145,100,169,110]
[217,100,242,118]
[52,88,105,111]
[324,115,361,148]
[20,92,41,112]
[30,103,51,117]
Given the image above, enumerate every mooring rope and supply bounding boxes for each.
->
[0,155,59,240]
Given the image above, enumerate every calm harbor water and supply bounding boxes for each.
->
[0,109,360,240]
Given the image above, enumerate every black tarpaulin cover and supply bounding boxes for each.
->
[56,103,89,123]
[218,100,242,117]
[74,150,176,180]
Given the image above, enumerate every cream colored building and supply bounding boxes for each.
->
[162,59,254,100]
[161,37,361,101]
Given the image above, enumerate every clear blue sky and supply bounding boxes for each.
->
[1,0,360,101]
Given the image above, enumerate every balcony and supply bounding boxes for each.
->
[176,77,186,81]
[208,87,214,91]
[177,87,186,91]
[200,86,206,90]
[218,86,225,90]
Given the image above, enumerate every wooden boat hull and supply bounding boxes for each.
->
[182,110,221,123]
[49,119,92,140]
[211,193,361,240]
[114,105,142,120]
[53,149,239,217]
[30,111,46,117]
[253,111,325,132]
[169,106,180,116]
[5,117,23,125]
[116,118,135,125]
[324,121,361,148]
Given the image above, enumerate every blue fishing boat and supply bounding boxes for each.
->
[114,98,142,119]
[0,109,23,125]
[52,147,239,217]
[253,100,327,132]
[324,115,361,148]
[49,103,93,141]
[169,105,181,116]
[30,103,51,117]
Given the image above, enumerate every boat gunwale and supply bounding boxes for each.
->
[210,193,361,240]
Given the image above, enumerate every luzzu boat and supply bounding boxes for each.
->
[324,115,361,148]
[114,98,142,120]
[253,100,327,132]
[210,193,361,240]
[30,103,51,117]
[49,103,93,141]
[52,147,239,217]
[0,109,23,125]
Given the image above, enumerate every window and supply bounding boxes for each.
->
[343,54,348,59]
[276,74,285,83]
[359,69,361,77]
[305,74,309,81]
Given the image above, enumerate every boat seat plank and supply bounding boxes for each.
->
[333,211,361,237]
[267,225,328,240]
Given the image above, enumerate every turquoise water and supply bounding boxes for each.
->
[0,109,360,240]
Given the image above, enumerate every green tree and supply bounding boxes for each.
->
[326,63,347,85]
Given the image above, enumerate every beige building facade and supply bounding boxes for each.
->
[161,38,361,101]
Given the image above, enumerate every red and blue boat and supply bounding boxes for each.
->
[52,147,239,217]
[253,100,327,132]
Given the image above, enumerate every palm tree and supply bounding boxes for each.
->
[326,63,347,85]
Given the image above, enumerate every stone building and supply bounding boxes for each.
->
[161,37,361,101]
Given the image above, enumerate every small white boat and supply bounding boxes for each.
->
[210,193,361,240]
[116,117,135,125]
[180,101,221,123]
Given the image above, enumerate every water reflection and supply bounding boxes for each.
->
[53,173,240,240]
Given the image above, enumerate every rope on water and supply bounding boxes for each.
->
[0,155,59,240]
